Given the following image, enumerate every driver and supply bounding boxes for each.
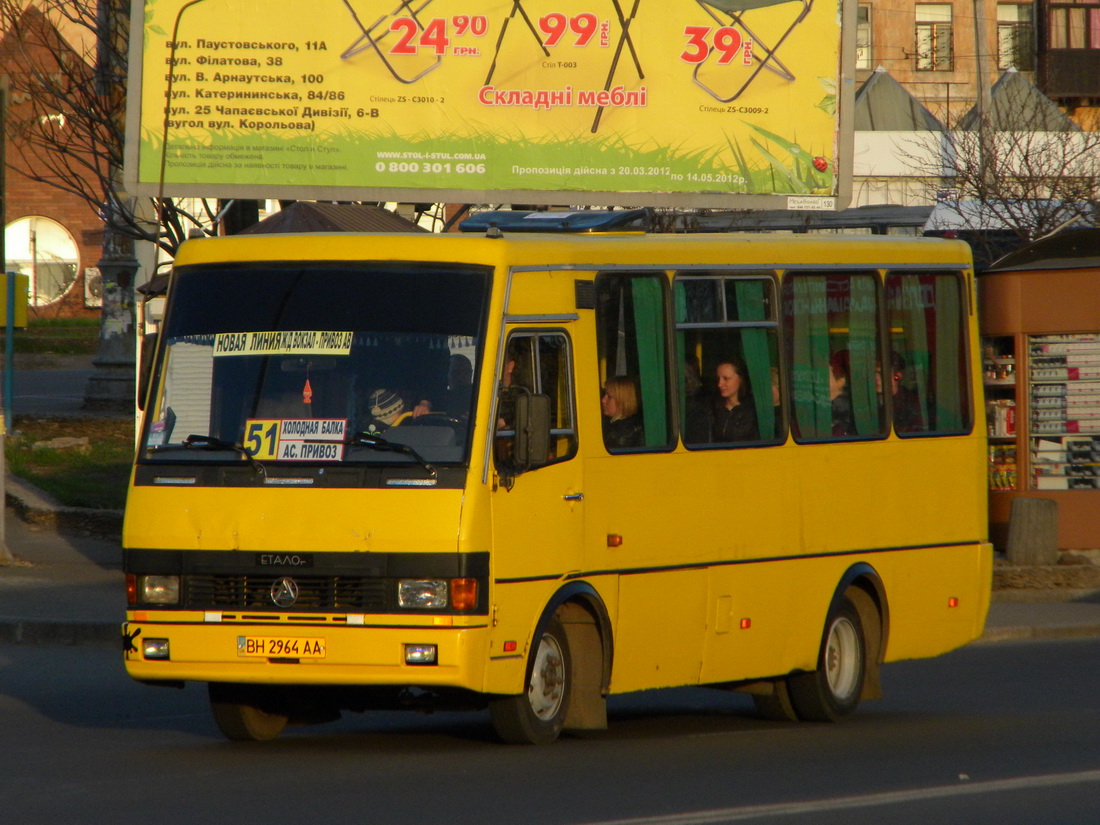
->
[364,389,406,434]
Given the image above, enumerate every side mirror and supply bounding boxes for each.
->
[513,392,551,470]
[137,333,158,412]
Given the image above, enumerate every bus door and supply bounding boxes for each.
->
[489,329,584,617]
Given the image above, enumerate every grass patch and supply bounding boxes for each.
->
[1,319,100,356]
[6,416,134,510]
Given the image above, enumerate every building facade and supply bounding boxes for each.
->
[857,0,1099,125]
[1,3,103,320]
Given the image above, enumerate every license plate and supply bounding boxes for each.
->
[237,636,326,659]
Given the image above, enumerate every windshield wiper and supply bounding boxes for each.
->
[347,431,437,480]
[151,434,266,475]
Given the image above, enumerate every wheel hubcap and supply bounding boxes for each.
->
[527,633,565,721]
[824,616,860,701]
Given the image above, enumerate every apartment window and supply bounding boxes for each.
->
[916,4,954,70]
[856,4,873,69]
[997,4,1035,68]
[1048,0,1100,49]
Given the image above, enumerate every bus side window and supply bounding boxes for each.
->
[495,332,577,469]
[784,272,886,441]
[885,271,971,435]
[595,273,672,452]
[674,273,782,447]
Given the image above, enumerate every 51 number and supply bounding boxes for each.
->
[245,421,278,458]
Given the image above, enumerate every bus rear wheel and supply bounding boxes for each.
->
[489,613,571,744]
[208,683,289,741]
[788,594,866,722]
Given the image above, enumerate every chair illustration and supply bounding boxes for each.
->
[484,0,550,85]
[481,0,643,132]
[692,0,812,103]
[340,0,441,84]
[590,0,644,133]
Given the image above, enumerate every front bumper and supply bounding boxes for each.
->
[122,613,491,689]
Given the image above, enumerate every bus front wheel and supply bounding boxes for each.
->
[208,683,289,741]
[788,594,866,722]
[489,613,571,744]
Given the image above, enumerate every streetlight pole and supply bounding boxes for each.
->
[972,0,994,189]
[82,223,137,412]
[83,0,135,413]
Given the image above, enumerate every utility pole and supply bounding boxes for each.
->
[83,0,136,412]
[0,78,11,563]
[972,0,994,189]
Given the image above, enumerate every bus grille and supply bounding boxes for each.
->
[184,575,389,612]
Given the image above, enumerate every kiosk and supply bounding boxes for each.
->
[980,229,1100,551]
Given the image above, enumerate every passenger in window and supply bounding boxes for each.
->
[497,341,527,430]
[601,375,644,449]
[888,351,924,433]
[829,350,857,437]
[770,366,784,440]
[412,355,473,419]
[427,353,473,418]
[449,353,474,390]
[711,356,759,442]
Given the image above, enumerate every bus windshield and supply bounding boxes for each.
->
[140,262,490,467]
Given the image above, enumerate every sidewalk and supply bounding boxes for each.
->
[0,495,122,646]
[1,474,1099,648]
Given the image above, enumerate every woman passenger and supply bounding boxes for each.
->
[601,375,644,449]
[711,356,759,442]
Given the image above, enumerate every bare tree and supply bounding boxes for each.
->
[901,76,1100,267]
[936,124,1099,235]
[1,0,220,255]
[1,1,227,408]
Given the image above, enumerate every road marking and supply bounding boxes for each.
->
[583,770,1100,824]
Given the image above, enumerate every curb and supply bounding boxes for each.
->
[975,624,1100,644]
[4,474,123,539]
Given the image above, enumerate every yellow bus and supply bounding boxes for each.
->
[122,210,992,743]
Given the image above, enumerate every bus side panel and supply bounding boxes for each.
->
[793,437,989,561]
[583,446,794,694]
[581,432,988,693]
[693,542,991,689]
[876,543,992,662]
[700,562,799,684]
[609,568,709,693]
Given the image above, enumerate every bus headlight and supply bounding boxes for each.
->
[398,579,448,609]
[404,644,438,665]
[140,575,181,605]
[143,638,170,660]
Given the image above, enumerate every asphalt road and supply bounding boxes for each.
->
[0,638,1097,824]
[9,365,94,417]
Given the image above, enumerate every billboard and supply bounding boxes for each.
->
[125,0,853,209]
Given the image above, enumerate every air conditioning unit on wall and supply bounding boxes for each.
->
[84,267,102,308]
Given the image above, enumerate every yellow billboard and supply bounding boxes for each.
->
[126,0,852,208]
